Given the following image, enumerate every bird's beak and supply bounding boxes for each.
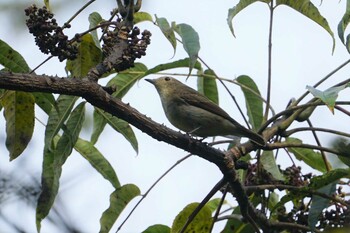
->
[145,79,154,84]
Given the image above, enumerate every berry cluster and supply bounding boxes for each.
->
[25,5,77,61]
[102,25,151,71]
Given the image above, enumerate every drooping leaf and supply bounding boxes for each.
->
[93,108,138,154]
[276,0,335,53]
[99,184,140,233]
[134,12,153,24]
[88,12,103,48]
[309,168,350,190]
[237,75,263,131]
[331,137,350,167]
[75,138,120,189]
[171,203,212,233]
[34,92,56,115]
[107,63,147,98]
[337,0,350,44]
[0,91,35,160]
[260,151,285,181]
[286,137,330,173]
[197,69,218,105]
[155,15,176,54]
[227,0,270,37]
[306,83,350,114]
[0,39,30,72]
[66,34,102,78]
[172,23,200,74]
[44,95,78,151]
[36,146,56,232]
[308,182,336,231]
[142,224,171,233]
[36,103,85,231]
[145,58,202,76]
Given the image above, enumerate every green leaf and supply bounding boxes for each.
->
[155,15,176,54]
[260,151,285,181]
[171,203,212,233]
[99,184,140,233]
[0,91,35,160]
[75,138,120,188]
[0,39,30,72]
[142,224,170,233]
[108,63,148,98]
[36,146,56,232]
[308,182,336,231]
[197,69,218,105]
[91,108,107,144]
[134,12,153,24]
[145,58,202,76]
[286,137,330,173]
[331,137,350,167]
[93,108,138,154]
[276,0,335,53]
[89,12,103,48]
[337,0,350,44]
[36,103,85,231]
[45,95,78,151]
[205,198,226,213]
[236,75,263,131]
[66,34,102,77]
[227,0,270,37]
[44,0,51,12]
[55,102,86,166]
[33,92,56,115]
[172,23,200,74]
[309,168,350,190]
[306,83,350,113]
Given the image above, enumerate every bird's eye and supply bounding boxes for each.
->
[164,77,171,81]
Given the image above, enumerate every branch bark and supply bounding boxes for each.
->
[0,71,270,230]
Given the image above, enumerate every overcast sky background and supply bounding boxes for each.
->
[0,0,349,232]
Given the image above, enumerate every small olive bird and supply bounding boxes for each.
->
[146,76,265,146]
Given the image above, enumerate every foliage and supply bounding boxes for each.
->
[0,0,349,232]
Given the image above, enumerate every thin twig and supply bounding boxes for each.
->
[209,185,228,233]
[116,154,192,232]
[179,178,227,233]
[264,2,274,121]
[306,119,331,171]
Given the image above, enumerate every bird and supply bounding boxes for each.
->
[146,76,265,146]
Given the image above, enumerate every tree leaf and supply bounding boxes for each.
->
[99,184,140,233]
[308,182,336,231]
[331,137,350,167]
[36,103,85,231]
[75,138,120,188]
[155,15,176,54]
[0,91,35,160]
[337,0,350,44]
[0,39,30,72]
[276,0,335,53]
[66,34,102,78]
[44,95,78,151]
[171,203,212,233]
[236,75,263,131]
[107,63,148,98]
[197,69,219,105]
[227,0,270,37]
[172,23,200,74]
[286,137,330,173]
[93,108,138,154]
[33,92,56,115]
[205,198,226,213]
[142,224,171,233]
[89,12,103,48]
[261,151,285,181]
[145,58,202,76]
[309,168,350,190]
[306,83,350,113]
[134,12,153,24]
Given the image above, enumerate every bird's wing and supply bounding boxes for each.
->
[180,90,243,127]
